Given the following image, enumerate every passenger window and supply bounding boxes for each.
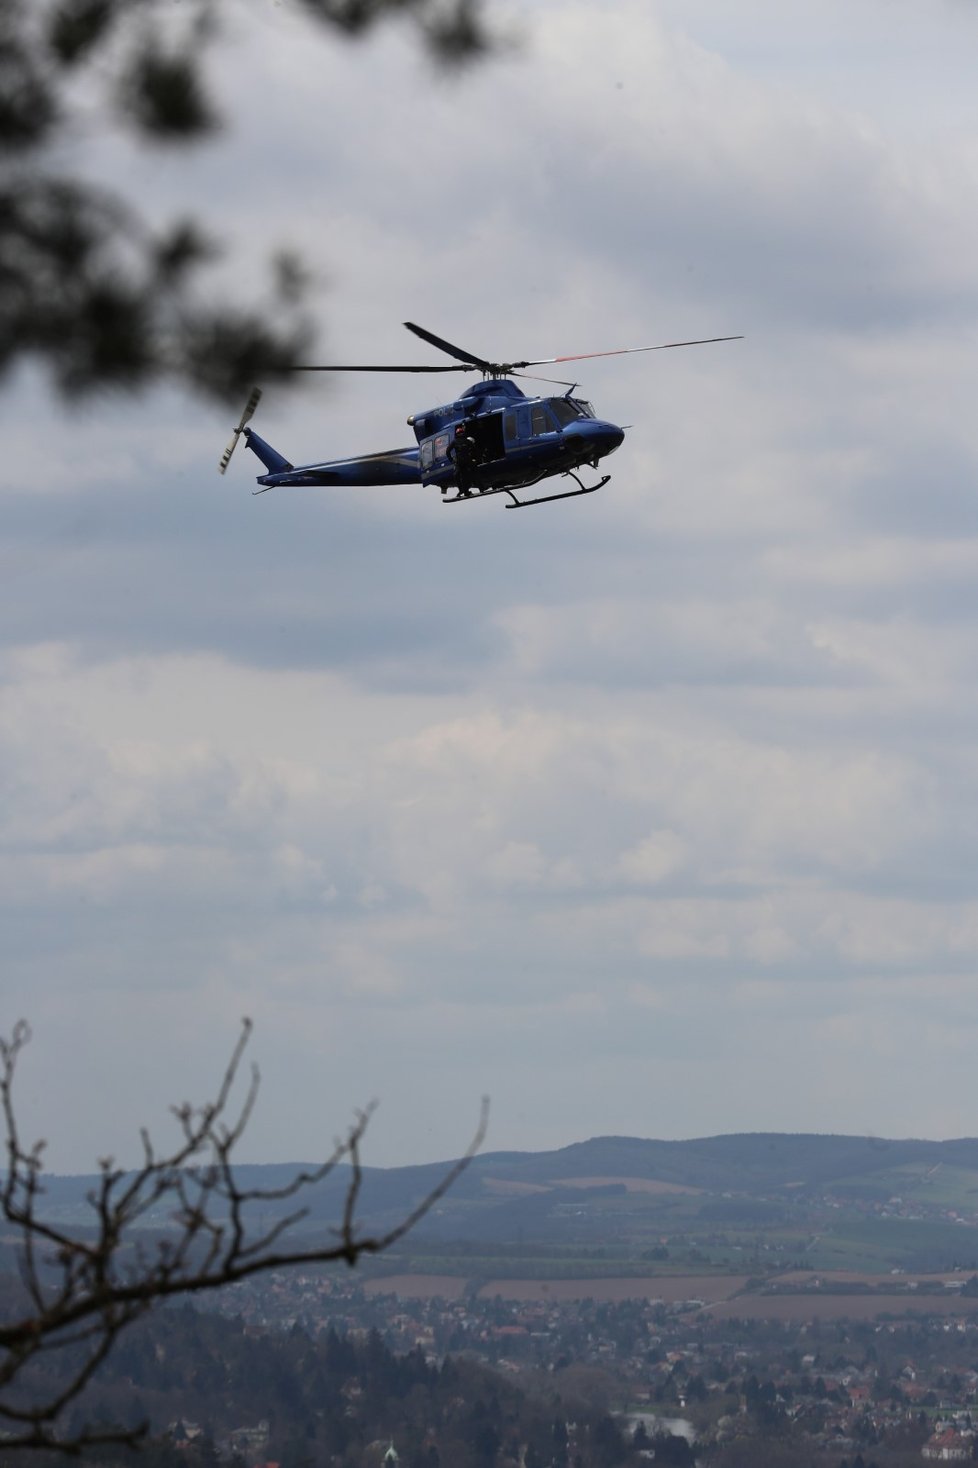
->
[421,440,434,468]
[503,411,517,442]
[530,404,552,436]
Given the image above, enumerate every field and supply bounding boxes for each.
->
[707,1293,978,1322]
[364,1273,747,1303]
[363,1270,978,1319]
[548,1177,702,1196]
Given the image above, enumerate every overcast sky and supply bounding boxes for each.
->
[4,0,978,1173]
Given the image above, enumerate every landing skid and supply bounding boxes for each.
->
[506,471,610,508]
[442,469,610,509]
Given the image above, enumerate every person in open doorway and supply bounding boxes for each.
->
[450,421,478,496]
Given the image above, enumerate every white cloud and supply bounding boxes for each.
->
[617,831,686,887]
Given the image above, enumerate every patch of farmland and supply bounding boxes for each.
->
[362,1273,749,1303]
[552,1177,702,1195]
[474,1275,749,1303]
[481,1178,551,1196]
[708,1293,978,1322]
[772,1270,968,1289]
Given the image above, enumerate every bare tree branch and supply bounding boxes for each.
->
[0,1020,488,1453]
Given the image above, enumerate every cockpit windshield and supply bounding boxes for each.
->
[549,396,595,426]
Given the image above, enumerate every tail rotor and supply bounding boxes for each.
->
[218,387,263,475]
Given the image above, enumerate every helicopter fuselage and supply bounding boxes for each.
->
[246,378,624,504]
[411,379,624,496]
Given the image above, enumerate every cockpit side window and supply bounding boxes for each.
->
[549,397,583,427]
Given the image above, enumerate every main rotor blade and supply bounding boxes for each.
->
[289,363,472,373]
[515,335,744,368]
[403,321,495,373]
[289,332,743,377]
[511,371,580,387]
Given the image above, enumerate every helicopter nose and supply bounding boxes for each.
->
[578,420,624,455]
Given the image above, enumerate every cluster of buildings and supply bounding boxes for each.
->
[199,1268,978,1461]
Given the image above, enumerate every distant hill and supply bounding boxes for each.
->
[27,1132,978,1252]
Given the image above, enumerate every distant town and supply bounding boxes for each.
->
[178,1260,978,1466]
[15,1131,978,1467]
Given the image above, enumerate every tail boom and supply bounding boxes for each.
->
[252,443,422,489]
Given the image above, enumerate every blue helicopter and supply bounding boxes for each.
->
[219,321,742,509]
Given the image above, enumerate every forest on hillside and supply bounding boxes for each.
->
[0,1298,687,1468]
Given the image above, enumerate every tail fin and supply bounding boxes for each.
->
[243,429,294,475]
[218,387,262,474]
